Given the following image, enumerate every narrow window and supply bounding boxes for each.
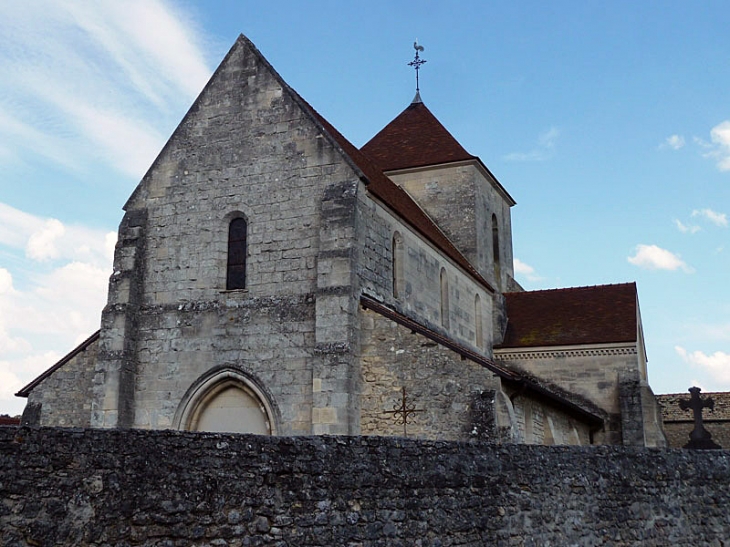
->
[491,214,501,282]
[440,267,450,329]
[392,232,404,299]
[226,217,247,290]
[475,293,483,349]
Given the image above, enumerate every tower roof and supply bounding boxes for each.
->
[361,101,476,171]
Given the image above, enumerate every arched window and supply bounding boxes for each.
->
[475,293,483,349]
[491,214,501,282]
[440,267,450,329]
[392,232,404,299]
[227,217,247,290]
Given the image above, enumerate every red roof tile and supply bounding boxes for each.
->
[496,283,638,349]
[361,101,475,171]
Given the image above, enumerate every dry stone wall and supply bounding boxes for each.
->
[2,426,729,546]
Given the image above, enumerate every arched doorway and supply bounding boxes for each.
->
[174,369,276,435]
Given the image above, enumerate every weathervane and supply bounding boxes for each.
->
[408,40,426,93]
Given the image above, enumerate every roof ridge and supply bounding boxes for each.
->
[505,282,636,296]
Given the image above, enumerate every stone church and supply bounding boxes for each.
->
[17,35,666,447]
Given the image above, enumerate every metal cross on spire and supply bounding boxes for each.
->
[408,40,427,96]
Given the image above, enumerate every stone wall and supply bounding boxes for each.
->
[496,346,643,444]
[355,187,494,355]
[3,427,728,546]
[358,307,500,441]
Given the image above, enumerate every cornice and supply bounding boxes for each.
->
[495,344,637,361]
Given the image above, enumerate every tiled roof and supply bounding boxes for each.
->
[496,283,638,349]
[658,392,730,422]
[360,101,476,171]
[0,415,20,426]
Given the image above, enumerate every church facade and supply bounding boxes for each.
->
[17,35,666,447]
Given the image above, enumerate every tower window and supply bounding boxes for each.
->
[440,267,450,329]
[392,232,404,299]
[227,217,247,290]
[475,293,483,349]
[492,214,501,282]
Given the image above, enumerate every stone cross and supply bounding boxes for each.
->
[385,387,423,437]
[679,386,721,449]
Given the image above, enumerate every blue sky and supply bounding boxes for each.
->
[0,1,728,415]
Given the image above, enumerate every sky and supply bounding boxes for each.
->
[0,1,728,416]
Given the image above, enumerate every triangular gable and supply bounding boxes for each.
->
[124,34,371,212]
[496,283,639,349]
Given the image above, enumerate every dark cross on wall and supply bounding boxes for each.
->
[385,387,423,437]
[679,386,721,449]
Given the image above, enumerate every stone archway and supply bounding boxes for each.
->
[174,369,276,435]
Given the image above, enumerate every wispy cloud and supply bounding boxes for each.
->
[627,244,693,273]
[692,208,728,227]
[695,120,730,171]
[676,346,730,386]
[505,127,560,162]
[663,134,685,150]
[0,0,211,179]
[513,258,542,282]
[674,219,700,234]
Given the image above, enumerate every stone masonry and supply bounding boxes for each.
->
[2,427,729,546]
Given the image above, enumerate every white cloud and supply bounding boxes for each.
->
[696,120,730,171]
[676,346,730,386]
[0,0,211,179]
[692,208,728,227]
[513,258,542,282]
[0,203,114,415]
[627,244,693,273]
[505,127,560,162]
[0,202,116,266]
[26,218,66,261]
[664,134,685,150]
[0,268,14,294]
[674,219,700,234]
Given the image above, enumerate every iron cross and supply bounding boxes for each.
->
[408,40,427,93]
[385,387,423,437]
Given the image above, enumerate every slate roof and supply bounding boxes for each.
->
[496,283,638,349]
[361,101,476,171]
[658,392,730,422]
